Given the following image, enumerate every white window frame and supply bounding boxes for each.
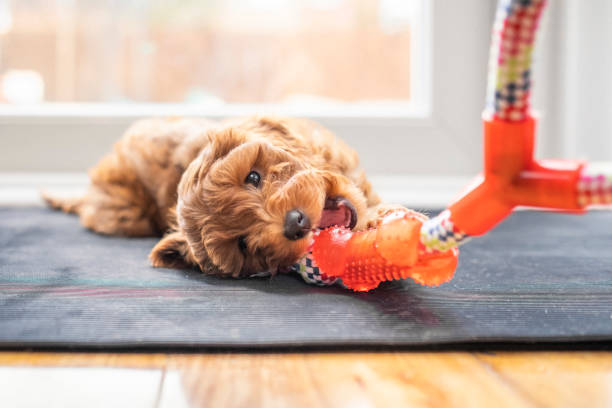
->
[532,0,612,162]
[0,0,499,206]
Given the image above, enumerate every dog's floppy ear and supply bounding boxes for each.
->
[200,128,247,177]
[149,231,198,269]
[178,127,247,194]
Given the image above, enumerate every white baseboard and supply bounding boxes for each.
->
[0,173,88,206]
[369,175,470,208]
[0,172,472,208]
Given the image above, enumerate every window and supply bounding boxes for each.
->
[0,0,429,112]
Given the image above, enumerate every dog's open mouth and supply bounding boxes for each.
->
[317,196,357,230]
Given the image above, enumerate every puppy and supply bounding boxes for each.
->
[44,116,404,277]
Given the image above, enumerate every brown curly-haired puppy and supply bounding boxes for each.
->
[44,116,404,277]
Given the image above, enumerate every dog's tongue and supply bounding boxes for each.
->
[319,205,350,229]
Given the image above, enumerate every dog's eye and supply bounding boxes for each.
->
[245,170,261,187]
[238,236,248,254]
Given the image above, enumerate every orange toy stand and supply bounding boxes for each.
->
[449,115,585,235]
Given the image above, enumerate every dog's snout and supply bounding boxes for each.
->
[283,209,311,241]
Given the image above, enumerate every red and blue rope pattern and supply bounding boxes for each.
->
[294,252,338,286]
[486,0,546,121]
[578,164,612,207]
[420,211,470,253]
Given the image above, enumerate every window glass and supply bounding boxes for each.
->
[0,0,417,105]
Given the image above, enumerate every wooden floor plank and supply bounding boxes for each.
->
[2,352,610,408]
[0,352,168,368]
[477,352,612,408]
[164,353,535,408]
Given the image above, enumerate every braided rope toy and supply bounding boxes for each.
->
[291,0,612,291]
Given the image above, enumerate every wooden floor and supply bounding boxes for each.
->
[1,352,611,407]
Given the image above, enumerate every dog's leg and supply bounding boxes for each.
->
[362,204,426,229]
[41,192,82,214]
[43,152,163,237]
[44,187,158,237]
[76,182,161,237]
[349,169,424,229]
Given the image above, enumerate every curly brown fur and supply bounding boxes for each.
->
[44,116,407,277]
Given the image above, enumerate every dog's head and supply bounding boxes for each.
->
[150,117,367,277]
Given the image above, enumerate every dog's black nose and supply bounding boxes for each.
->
[283,209,311,241]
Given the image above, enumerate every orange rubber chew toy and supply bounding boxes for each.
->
[311,210,459,292]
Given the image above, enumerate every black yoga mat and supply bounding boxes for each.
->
[1,206,611,349]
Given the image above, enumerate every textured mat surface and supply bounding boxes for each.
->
[1,207,612,349]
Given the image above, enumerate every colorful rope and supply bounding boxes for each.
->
[577,163,612,207]
[486,0,546,121]
[420,210,470,252]
[294,252,339,286]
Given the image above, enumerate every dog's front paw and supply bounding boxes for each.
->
[363,204,427,229]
